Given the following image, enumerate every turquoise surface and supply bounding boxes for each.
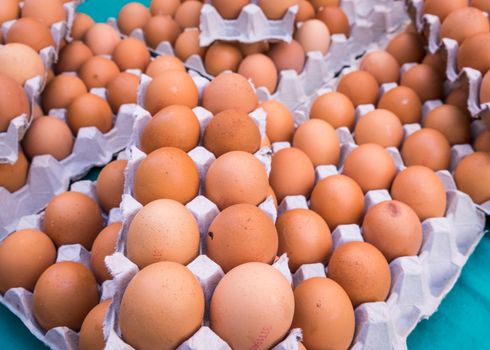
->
[0,1,488,349]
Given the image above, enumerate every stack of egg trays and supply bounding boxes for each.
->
[0,0,82,163]
[406,0,490,121]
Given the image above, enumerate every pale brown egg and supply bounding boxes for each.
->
[258,0,299,19]
[143,15,181,48]
[377,86,422,124]
[402,128,451,171]
[474,131,490,152]
[295,19,331,54]
[238,53,278,92]
[79,300,111,350]
[112,38,151,71]
[328,241,391,306]
[84,23,121,55]
[202,72,258,114]
[140,105,200,153]
[0,0,19,25]
[386,32,425,65]
[292,278,355,350]
[150,0,181,16]
[337,70,380,106]
[440,7,489,44]
[239,41,270,56]
[0,150,29,192]
[268,40,305,74]
[457,33,490,74]
[0,43,45,84]
[0,229,56,293]
[212,0,250,19]
[360,51,400,84]
[6,17,54,52]
[400,64,443,102]
[145,55,186,77]
[0,73,30,132]
[205,151,269,209]
[106,72,139,114]
[95,159,127,213]
[175,1,202,28]
[42,74,87,112]
[175,29,207,61]
[472,0,490,12]
[316,6,350,37]
[67,93,113,135]
[22,0,65,26]
[424,104,471,145]
[33,262,99,331]
[310,92,356,130]
[454,152,490,204]
[391,165,447,220]
[55,41,93,74]
[71,13,95,41]
[117,2,151,35]
[204,41,243,76]
[423,0,467,21]
[79,56,120,89]
[261,99,295,143]
[296,0,315,22]
[210,262,294,350]
[293,119,340,166]
[90,222,121,283]
[134,147,199,205]
[204,109,261,157]
[355,109,404,148]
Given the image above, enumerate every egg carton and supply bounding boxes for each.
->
[0,180,122,350]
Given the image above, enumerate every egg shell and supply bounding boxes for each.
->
[457,32,490,74]
[117,2,151,36]
[175,30,207,61]
[175,1,202,29]
[70,13,95,41]
[268,40,305,74]
[143,15,181,49]
[257,0,299,20]
[42,74,87,111]
[423,0,467,21]
[106,72,139,114]
[295,19,331,55]
[262,99,295,143]
[84,23,120,55]
[150,0,180,16]
[6,17,55,53]
[386,32,425,65]
[310,92,356,130]
[67,93,113,135]
[112,37,151,72]
[377,85,422,124]
[354,109,404,148]
[22,0,66,27]
[145,55,186,77]
[55,41,93,74]
[212,0,250,19]
[0,43,45,85]
[424,104,471,145]
[401,128,451,171]
[337,70,379,106]
[238,53,278,93]
[454,152,490,204]
[204,41,243,76]
[79,56,120,89]
[0,73,30,132]
[440,7,489,45]
[400,64,443,102]
[0,0,19,25]
[360,50,400,85]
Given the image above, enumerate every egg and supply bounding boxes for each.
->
[0,150,29,192]
[295,19,331,54]
[310,0,340,8]
[440,7,489,44]
[67,93,113,135]
[0,229,56,293]
[145,55,186,77]
[422,51,447,80]
[33,262,99,331]
[42,74,87,111]
[95,159,127,213]
[261,99,295,142]
[342,143,397,193]
[22,116,74,161]
[423,0,467,21]
[0,73,30,132]
[79,56,120,89]
[84,23,121,55]
[120,261,204,349]
[316,6,350,37]
[268,40,305,74]
[239,41,270,56]
[79,300,112,350]
[6,17,54,52]
[400,64,443,102]
[106,72,139,114]
[472,0,490,12]
[143,15,181,48]
[296,0,315,22]
[55,41,93,74]
[355,109,404,148]
[0,0,19,25]
[454,152,490,204]
[71,13,95,40]
[238,53,278,93]
[337,70,380,106]
[112,37,151,71]
[141,105,200,153]
[205,151,269,210]
[210,262,294,350]
[269,147,316,203]
[0,43,45,84]
[175,1,202,28]
[391,165,447,220]
[22,0,66,26]
[424,104,471,145]
[202,72,258,114]
[258,0,299,19]
[457,33,490,74]
[206,204,278,272]
[150,0,181,16]
[204,41,243,76]
[446,87,469,112]
[292,278,355,350]
[175,29,207,61]
[377,86,422,124]
[212,0,250,19]
[401,128,451,170]
[90,222,121,283]
[276,209,333,271]
[144,70,199,115]
[117,2,151,35]
[310,91,356,130]
[134,147,199,205]
[386,32,425,65]
[359,50,400,84]
[293,119,340,166]
[474,131,490,152]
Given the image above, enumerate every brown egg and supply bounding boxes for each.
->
[210,262,294,350]
[295,19,331,54]
[0,0,19,25]
[55,41,94,74]
[310,92,356,130]
[268,40,305,74]
[457,33,490,74]
[337,71,380,106]
[316,6,350,36]
[79,300,111,350]
[146,55,186,77]
[474,131,490,152]
[6,17,54,52]
[447,87,469,112]
[106,72,138,114]
[0,73,30,132]
[0,43,45,84]
[310,174,365,230]
[175,1,202,28]
[424,104,471,145]
[402,128,451,170]
[150,0,181,16]
[0,150,29,192]
[144,70,198,115]
[0,229,56,293]
[422,51,447,80]
[238,53,278,92]
[204,41,243,76]
[71,13,95,41]
[22,116,74,161]
[310,0,340,8]
[400,64,443,102]
[378,86,422,124]
[84,23,121,55]
[296,0,315,22]
[212,0,250,19]
[127,199,200,269]
[258,0,299,19]
[205,151,269,210]
[202,72,258,114]
[328,241,391,306]
[355,109,404,148]
[239,41,270,56]
[360,51,400,84]
[95,159,127,213]
[206,204,278,272]
[440,7,489,44]
[90,222,121,283]
[277,209,333,271]
[175,29,207,61]
[117,2,151,35]
[454,152,490,204]
[391,165,447,220]
[473,0,490,12]
[67,93,113,135]
[143,15,181,48]
[423,0,467,21]
[42,74,87,112]
[22,0,65,26]
[261,99,295,142]
[112,38,151,71]
[292,278,355,350]
[120,261,204,349]
[386,32,425,65]
[79,56,120,89]
[293,119,340,166]
[343,144,397,193]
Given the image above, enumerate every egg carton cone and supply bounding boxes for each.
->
[0,180,122,350]
[198,3,298,46]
